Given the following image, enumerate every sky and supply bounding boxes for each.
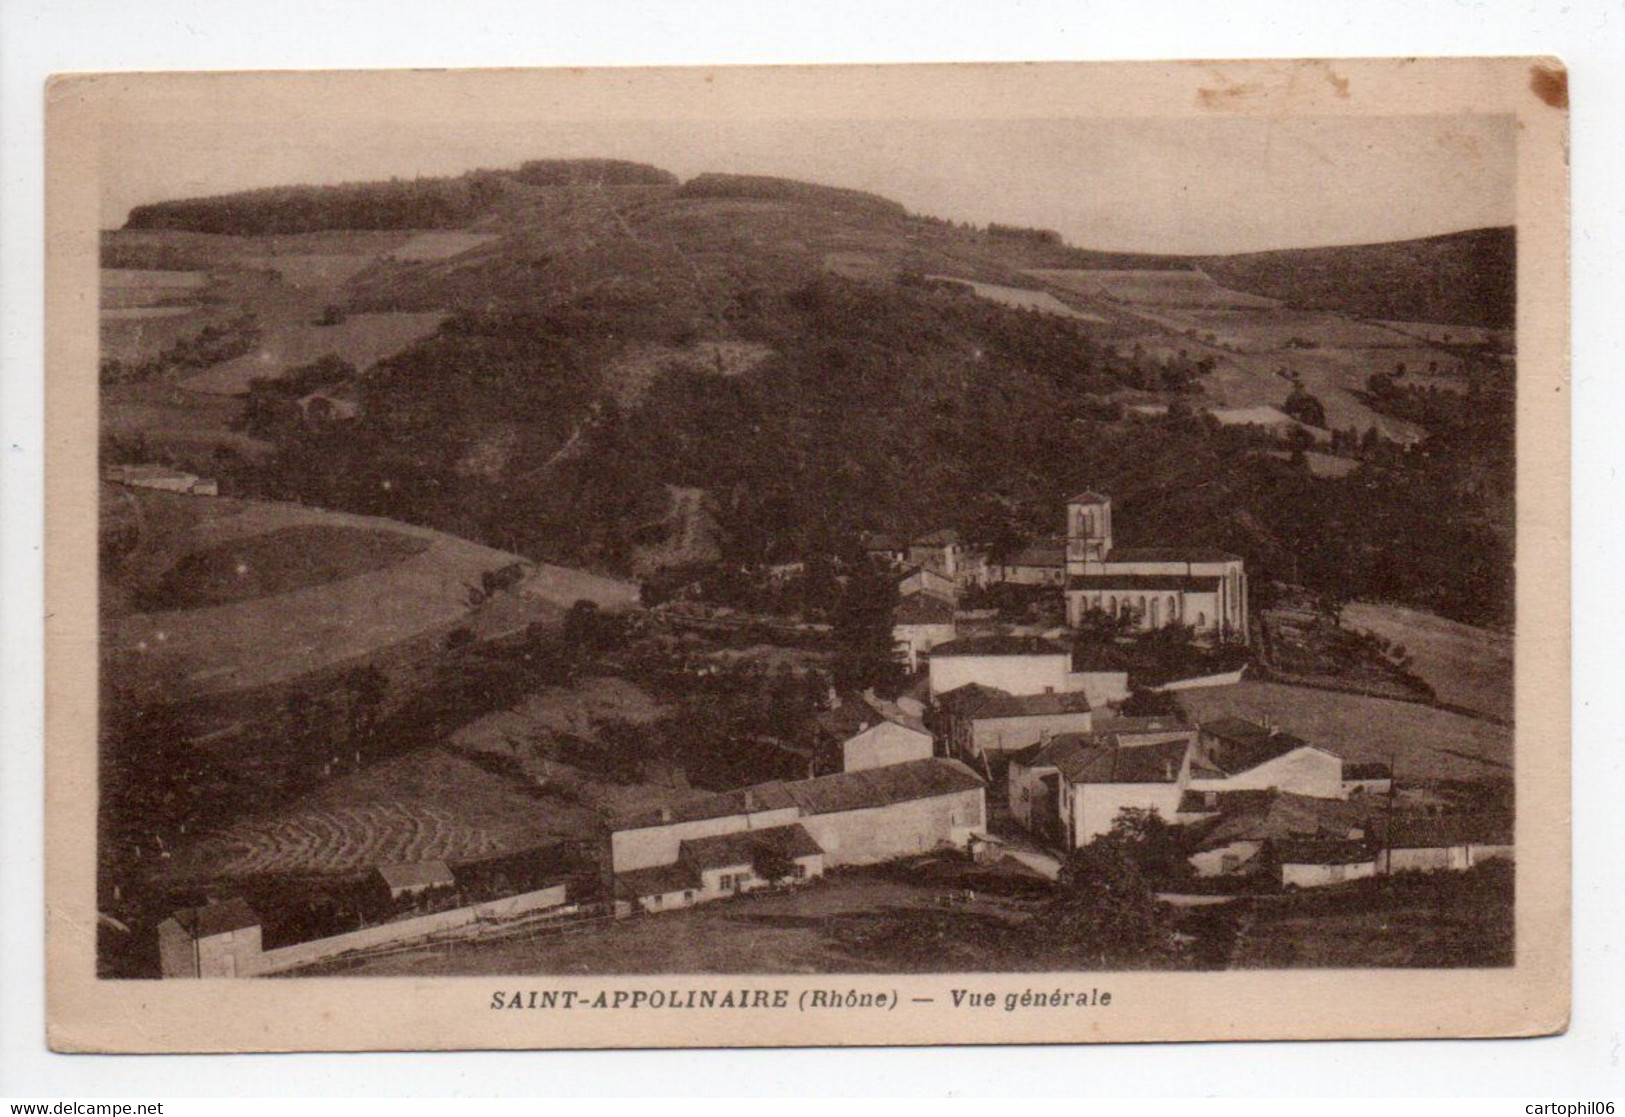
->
[99,113,1515,255]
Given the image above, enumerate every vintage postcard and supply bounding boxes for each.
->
[45,57,1569,1052]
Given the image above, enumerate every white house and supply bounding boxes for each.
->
[1271,838,1378,889]
[898,565,958,603]
[375,860,456,903]
[1007,728,1197,848]
[935,683,1094,762]
[994,538,1067,586]
[892,591,957,671]
[1374,815,1514,874]
[1186,717,1346,800]
[611,758,986,911]
[927,635,1075,699]
[157,898,263,979]
[813,694,935,773]
[617,823,827,914]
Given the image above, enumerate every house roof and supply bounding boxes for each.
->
[1272,838,1375,866]
[616,861,702,899]
[1067,491,1111,505]
[1187,791,1370,849]
[786,758,984,816]
[1342,762,1393,781]
[814,696,931,743]
[929,635,1068,658]
[167,897,261,938]
[377,860,456,890]
[894,592,956,625]
[1011,733,1189,785]
[1005,539,1067,568]
[967,689,1093,720]
[1376,813,1512,849]
[616,781,798,830]
[1103,547,1243,564]
[912,528,961,547]
[679,823,824,871]
[1066,574,1222,592]
[1200,718,1335,776]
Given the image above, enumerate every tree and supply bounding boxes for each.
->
[1118,688,1179,718]
[1282,384,1327,428]
[751,841,796,885]
[1048,827,1176,967]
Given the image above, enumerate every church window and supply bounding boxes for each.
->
[1149,598,1160,627]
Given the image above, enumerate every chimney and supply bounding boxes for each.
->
[659,806,673,824]
[828,687,842,710]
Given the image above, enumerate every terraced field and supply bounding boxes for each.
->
[925,276,1109,322]
[1027,267,1279,309]
[180,311,448,395]
[161,748,599,882]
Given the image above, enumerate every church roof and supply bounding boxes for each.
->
[912,528,961,547]
[1066,491,1111,505]
[1010,732,1189,785]
[930,635,1069,657]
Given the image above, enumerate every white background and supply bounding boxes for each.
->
[2,0,1620,1098]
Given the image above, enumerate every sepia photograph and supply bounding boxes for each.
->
[41,57,1570,1051]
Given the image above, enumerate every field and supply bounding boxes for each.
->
[926,276,1109,322]
[238,253,379,289]
[1026,267,1279,309]
[101,268,212,309]
[101,382,275,458]
[390,231,499,261]
[1374,320,1499,348]
[159,746,598,883]
[1340,602,1513,722]
[1174,680,1510,782]
[179,311,448,395]
[599,340,776,406]
[103,490,559,701]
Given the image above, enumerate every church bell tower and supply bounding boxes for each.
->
[1065,491,1112,574]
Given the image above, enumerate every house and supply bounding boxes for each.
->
[618,823,826,914]
[1061,491,1249,643]
[892,590,957,671]
[1181,790,1369,878]
[935,683,1093,763]
[927,634,1074,699]
[1187,717,1346,800]
[813,694,935,773]
[375,860,457,903]
[105,463,218,497]
[898,565,957,604]
[611,758,986,909]
[1342,761,1395,797]
[157,898,263,979]
[1270,838,1378,889]
[909,529,964,579]
[1374,814,1514,874]
[1007,728,1197,848]
[994,538,1068,586]
[862,532,911,567]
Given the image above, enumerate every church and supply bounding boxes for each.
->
[1062,492,1249,644]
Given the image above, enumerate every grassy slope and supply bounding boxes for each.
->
[1340,602,1513,722]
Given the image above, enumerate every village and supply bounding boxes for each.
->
[153,488,1512,979]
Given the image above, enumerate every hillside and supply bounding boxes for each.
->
[1193,228,1515,329]
[102,160,1516,627]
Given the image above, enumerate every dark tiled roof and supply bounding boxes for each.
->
[1343,762,1393,781]
[1104,547,1242,564]
[935,682,1013,714]
[1067,491,1111,505]
[894,592,956,625]
[1376,813,1512,849]
[787,758,984,816]
[1187,791,1369,849]
[1011,732,1188,785]
[679,823,824,871]
[1272,838,1375,866]
[1200,718,1334,775]
[167,897,260,938]
[1005,539,1067,568]
[814,697,930,743]
[616,781,797,830]
[971,690,1092,719]
[912,528,961,546]
[930,635,1068,658]
[1066,574,1221,592]
[616,862,701,898]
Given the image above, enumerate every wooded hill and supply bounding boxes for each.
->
[113,162,1517,626]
